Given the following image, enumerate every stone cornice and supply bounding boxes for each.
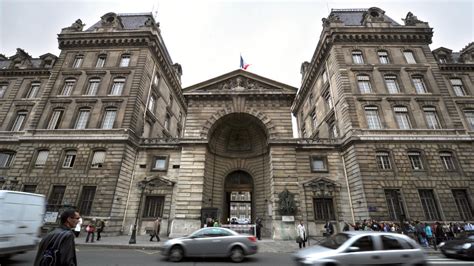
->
[0,69,50,77]
[439,64,474,71]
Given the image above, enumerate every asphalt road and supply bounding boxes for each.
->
[1,247,473,266]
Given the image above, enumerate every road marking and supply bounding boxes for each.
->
[135,250,161,255]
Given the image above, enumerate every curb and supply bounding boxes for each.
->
[76,243,162,250]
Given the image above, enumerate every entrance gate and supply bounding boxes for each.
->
[224,171,253,224]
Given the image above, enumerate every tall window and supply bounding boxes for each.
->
[72,55,83,68]
[119,54,130,67]
[310,156,328,172]
[0,151,15,168]
[47,109,63,129]
[412,76,427,94]
[148,95,156,113]
[109,77,125,95]
[11,111,27,131]
[452,190,473,220]
[365,106,382,129]
[96,54,106,68]
[408,151,424,170]
[384,75,400,94]
[143,196,164,218]
[48,185,66,206]
[62,150,76,168]
[313,198,335,220]
[152,156,168,170]
[424,107,441,129]
[394,106,411,129]
[384,189,406,221]
[60,79,76,96]
[465,110,474,130]
[450,78,466,96]
[439,151,456,171]
[352,51,364,64]
[78,186,96,215]
[357,75,372,93]
[329,122,339,139]
[324,91,333,109]
[403,51,416,64]
[26,82,40,98]
[376,151,392,170]
[321,69,328,83]
[0,83,7,98]
[101,108,116,129]
[378,51,390,64]
[85,78,100,96]
[35,150,49,167]
[164,113,171,131]
[74,109,90,129]
[418,189,441,220]
[91,150,106,168]
[311,110,317,129]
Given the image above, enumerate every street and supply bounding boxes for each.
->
[1,247,473,266]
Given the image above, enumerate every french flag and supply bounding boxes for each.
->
[240,55,250,70]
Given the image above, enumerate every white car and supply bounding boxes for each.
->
[293,231,427,266]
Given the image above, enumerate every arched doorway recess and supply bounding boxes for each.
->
[224,170,254,223]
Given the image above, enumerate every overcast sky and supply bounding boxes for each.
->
[1,0,473,89]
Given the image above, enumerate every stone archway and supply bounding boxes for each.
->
[223,170,254,224]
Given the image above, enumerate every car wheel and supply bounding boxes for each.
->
[230,246,244,263]
[169,245,184,262]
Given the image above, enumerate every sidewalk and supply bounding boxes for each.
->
[74,235,441,255]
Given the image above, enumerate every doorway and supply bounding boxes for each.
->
[224,170,253,224]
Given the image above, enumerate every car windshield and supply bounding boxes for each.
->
[319,233,351,249]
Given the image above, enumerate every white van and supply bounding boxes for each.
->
[0,190,45,258]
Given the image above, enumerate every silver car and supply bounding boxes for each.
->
[293,231,427,266]
[161,227,258,262]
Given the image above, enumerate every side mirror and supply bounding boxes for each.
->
[347,246,360,252]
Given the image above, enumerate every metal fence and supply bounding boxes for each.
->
[221,224,256,236]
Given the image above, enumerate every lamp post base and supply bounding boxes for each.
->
[129,224,137,244]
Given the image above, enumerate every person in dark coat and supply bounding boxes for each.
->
[324,221,334,236]
[150,217,161,241]
[34,208,79,266]
[256,218,263,240]
[96,219,105,241]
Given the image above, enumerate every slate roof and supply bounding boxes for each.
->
[331,9,401,26]
[86,13,154,32]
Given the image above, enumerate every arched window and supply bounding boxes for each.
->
[357,75,372,93]
[96,54,107,68]
[26,82,41,98]
[74,108,90,129]
[450,78,466,96]
[60,78,76,96]
[423,106,441,129]
[384,75,400,94]
[378,50,390,64]
[393,106,411,129]
[364,106,382,129]
[109,77,125,95]
[101,108,117,129]
[439,151,457,171]
[352,50,364,64]
[11,110,28,131]
[412,75,427,94]
[85,78,100,96]
[0,150,15,168]
[47,108,64,129]
[119,54,130,67]
[72,55,83,68]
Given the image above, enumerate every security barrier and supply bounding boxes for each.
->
[222,224,256,236]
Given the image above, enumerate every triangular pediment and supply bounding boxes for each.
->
[183,69,297,96]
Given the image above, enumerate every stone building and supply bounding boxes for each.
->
[0,8,472,239]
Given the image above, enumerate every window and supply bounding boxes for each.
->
[329,122,339,139]
[85,78,100,96]
[0,151,15,168]
[376,151,392,170]
[408,151,424,170]
[418,189,441,220]
[96,55,106,68]
[403,51,416,64]
[381,235,404,250]
[60,79,76,96]
[78,186,96,215]
[35,150,49,167]
[47,109,63,129]
[48,185,66,206]
[310,156,327,172]
[148,95,156,113]
[384,189,406,221]
[424,107,441,129]
[153,74,159,86]
[11,111,27,131]
[101,108,116,129]
[384,75,400,94]
[119,54,130,67]
[164,113,171,131]
[0,83,7,98]
[439,151,456,171]
[438,56,447,64]
[91,150,106,168]
[74,109,90,129]
[378,51,390,64]
[321,69,328,83]
[365,106,382,129]
[26,82,40,98]
[394,106,411,129]
[152,156,168,170]
[142,196,164,218]
[23,185,37,193]
[62,150,76,168]
[357,75,372,93]
[109,77,125,95]
[450,78,466,96]
[412,76,427,94]
[72,55,83,68]
[311,110,317,129]
[452,190,473,220]
[324,91,333,109]
[465,110,474,130]
[352,51,364,64]
[313,198,335,220]
[351,236,375,252]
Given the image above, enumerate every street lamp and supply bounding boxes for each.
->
[129,179,151,244]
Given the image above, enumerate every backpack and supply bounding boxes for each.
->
[38,230,71,266]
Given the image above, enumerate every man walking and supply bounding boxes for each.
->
[150,217,161,242]
[256,218,263,240]
[96,219,105,241]
[34,208,79,266]
[297,220,307,249]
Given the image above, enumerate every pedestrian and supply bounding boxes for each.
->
[85,218,97,243]
[342,221,350,232]
[213,218,220,227]
[207,217,214,227]
[256,217,263,240]
[96,219,105,241]
[424,223,434,248]
[324,220,334,236]
[296,220,307,249]
[150,217,161,241]
[34,208,79,266]
[73,216,82,237]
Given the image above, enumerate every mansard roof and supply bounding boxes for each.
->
[330,8,400,26]
[85,12,156,31]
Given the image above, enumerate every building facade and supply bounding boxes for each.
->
[0,8,472,239]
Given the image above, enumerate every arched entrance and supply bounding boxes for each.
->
[224,170,254,224]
